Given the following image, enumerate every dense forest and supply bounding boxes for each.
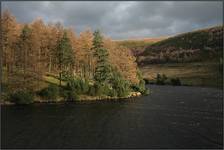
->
[1,10,148,104]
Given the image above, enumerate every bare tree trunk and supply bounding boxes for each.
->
[59,72,62,87]
[24,47,27,90]
[38,49,41,90]
[49,56,52,73]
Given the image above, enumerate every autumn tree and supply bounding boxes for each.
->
[104,38,139,84]
[30,18,49,72]
[45,22,64,74]
[76,29,93,79]
[45,23,59,73]
[16,25,37,90]
[29,18,49,90]
[2,10,20,83]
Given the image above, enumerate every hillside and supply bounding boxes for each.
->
[135,25,223,88]
[114,37,166,56]
[138,25,223,65]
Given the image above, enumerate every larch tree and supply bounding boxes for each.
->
[104,38,139,84]
[76,29,93,79]
[17,25,36,90]
[2,10,20,83]
[46,23,59,73]
[31,18,49,71]
[30,19,44,86]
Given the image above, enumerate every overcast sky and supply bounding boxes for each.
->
[2,1,223,40]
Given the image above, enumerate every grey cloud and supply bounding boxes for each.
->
[2,1,223,40]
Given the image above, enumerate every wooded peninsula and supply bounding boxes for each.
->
[1,10,149,104]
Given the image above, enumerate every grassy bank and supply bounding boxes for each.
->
[140,61,223,88]
[1,71,147,104]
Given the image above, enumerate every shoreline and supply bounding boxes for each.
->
[0,92,142,106]
[146,83,223,90]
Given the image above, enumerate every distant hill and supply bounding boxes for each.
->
[114,37,166,56]
[138,25,223,66]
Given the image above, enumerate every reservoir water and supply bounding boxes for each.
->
[1,85,223,148]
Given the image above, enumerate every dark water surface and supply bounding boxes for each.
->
[1,85,223,149]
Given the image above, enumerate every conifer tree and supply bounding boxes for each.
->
[93,30,111,83]
[56,31,74,86]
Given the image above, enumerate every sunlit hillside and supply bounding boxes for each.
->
[114,37,167,56]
